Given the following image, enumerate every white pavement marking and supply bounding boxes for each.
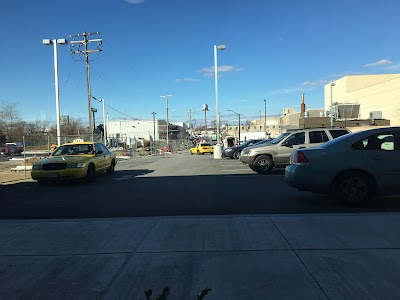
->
[114,175,136,181]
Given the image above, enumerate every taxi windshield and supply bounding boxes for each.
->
[52,144,94,156]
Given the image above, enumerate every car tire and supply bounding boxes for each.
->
[201,152,204,155]
[106,160,115,175]
[334,172,373,205]
[190,151,193,155]
[253,155,274,174]
[85,163,95,182]
[233,151,240,159]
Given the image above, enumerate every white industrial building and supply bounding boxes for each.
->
[107,119,166,142]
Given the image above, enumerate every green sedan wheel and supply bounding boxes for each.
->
[335,172,373,205]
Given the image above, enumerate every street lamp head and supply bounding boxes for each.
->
[57,38,67,45]
[91,108,97,113]
[216,44,226,50]
[331,82,336,87]
[160,94,172,98]
[42,39,52,45]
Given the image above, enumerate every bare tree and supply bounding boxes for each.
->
[0,101,21,142]
[62,117,84,135]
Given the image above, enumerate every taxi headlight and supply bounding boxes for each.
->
[225,148,232,152]
[67,163,86,168]
[32,165,42,170]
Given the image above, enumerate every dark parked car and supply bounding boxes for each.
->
[222,139,264,159]
[0,143,23,156]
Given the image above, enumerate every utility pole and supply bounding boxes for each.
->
[69,32,102,141]
[160,95,172,151]
[188,109,193,137]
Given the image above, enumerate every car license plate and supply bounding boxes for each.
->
[47,172,58,178]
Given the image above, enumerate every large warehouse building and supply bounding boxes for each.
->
[324,74,400,126]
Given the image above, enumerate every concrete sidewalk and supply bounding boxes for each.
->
[1,213,400,299]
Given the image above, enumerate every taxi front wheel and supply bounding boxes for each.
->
[106,160,115,175]
[85,164,95,181]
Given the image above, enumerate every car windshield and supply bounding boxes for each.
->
[270,132,292,144]
[52,144,94,156]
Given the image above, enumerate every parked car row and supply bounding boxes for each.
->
[218,126,400,205]
[239,127,351,174]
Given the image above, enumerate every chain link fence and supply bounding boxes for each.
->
[0,135,191,184]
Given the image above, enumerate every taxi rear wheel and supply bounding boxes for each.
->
[85,163,95,181]
[106,160,115,175]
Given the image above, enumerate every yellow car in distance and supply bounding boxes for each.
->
[31,140,117,184]
[190,143,214,155]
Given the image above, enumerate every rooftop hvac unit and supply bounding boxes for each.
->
[369,111,382,119]
[334,103,360,120]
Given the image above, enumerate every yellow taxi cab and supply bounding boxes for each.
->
[189,143,214,155]
[31,139,117,184]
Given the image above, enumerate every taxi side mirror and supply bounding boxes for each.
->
[96,150,103,155]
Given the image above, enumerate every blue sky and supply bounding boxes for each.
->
[1,0,400,126]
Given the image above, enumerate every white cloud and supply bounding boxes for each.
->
[385,63,400,71]
[174,78,200,83]
[125,0,144,4]
[268,87,305,95]
[200,65,241,77]
[364,59,392,68]
[302,80,329,87]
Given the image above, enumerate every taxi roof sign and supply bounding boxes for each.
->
[73,138,84,143]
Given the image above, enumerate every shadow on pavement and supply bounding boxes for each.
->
[0,169,399,219]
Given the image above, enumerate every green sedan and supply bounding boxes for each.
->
[284,127,400,205]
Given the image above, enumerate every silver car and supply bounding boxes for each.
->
[240,128,351,174]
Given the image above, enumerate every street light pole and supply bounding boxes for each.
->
[92,96,107,145]
[42,38,67,147]
[330,83,336,127]
[214,44,226,145]
[91,108,97,132]
[160,95,172,151]
[264,99,266,132]
[101,99,106,145]
[151,112,156,155]
[226,109,240,143]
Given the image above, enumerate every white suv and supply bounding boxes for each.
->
[239,127,351,174]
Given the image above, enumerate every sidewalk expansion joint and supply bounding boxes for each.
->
[268,216,332,300]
